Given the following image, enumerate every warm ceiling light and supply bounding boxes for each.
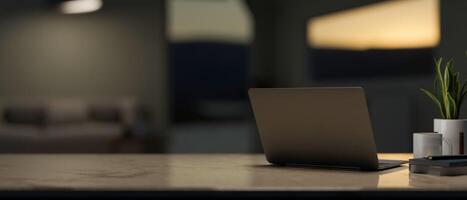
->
[59,0,103,14]
[308,0,440,50]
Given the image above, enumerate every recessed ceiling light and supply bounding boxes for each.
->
[59,0,103,14]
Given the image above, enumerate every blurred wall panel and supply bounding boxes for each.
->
[247,0,441,152]
[0,0,168,131]
[438,0,467,118]
[248,0,381,87]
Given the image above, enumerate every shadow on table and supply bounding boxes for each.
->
[249,164,407,188]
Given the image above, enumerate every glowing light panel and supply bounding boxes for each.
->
[60,0,103,14]
[308,0,440,50]
[168,0,252,44]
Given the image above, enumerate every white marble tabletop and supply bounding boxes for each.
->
[0,154,465,191]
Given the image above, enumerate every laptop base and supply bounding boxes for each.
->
[376,160,408,171]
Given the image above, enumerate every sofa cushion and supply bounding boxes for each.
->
[0,123,122,153]
[46,100,87,124]
[88,105,122,122]
[3,105,46,126]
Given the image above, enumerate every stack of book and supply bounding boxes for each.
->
[410,156,467,176]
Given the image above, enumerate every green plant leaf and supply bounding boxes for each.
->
[448,93,457,119]
[444,60,451,93]
[455,72,461,101]
[447,60,456,96]
[421,88,445,119]
[435,58,444,93]
[459,83,467,114]
[424,57,466,119]
[434,58,450,117]
[460,80,467,99]
[454,73,463,114]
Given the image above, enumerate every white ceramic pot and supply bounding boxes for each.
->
[434,119,466,155]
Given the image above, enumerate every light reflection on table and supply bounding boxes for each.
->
[0,154,466,191]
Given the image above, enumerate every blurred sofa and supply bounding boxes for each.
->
[0,98,150,153]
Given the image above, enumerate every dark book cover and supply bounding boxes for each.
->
[409,158,467,167]
[410,164,467,176]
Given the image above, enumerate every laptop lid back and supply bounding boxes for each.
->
[249,87,379,170]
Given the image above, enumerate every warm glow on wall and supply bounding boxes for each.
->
[59,0,103,14]
[308,0,440,50]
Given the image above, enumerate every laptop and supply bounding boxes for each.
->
[248,87,407,171]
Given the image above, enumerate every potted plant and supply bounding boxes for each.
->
[421,58,467,155]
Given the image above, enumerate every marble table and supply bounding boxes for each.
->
[1,154,467,198]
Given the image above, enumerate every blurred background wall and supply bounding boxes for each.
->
[0,0,168,153]
[0,0,167,128]
[0,0,465,153]
[248,0,466,152]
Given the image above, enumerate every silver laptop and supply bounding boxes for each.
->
[248,87,407,171]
